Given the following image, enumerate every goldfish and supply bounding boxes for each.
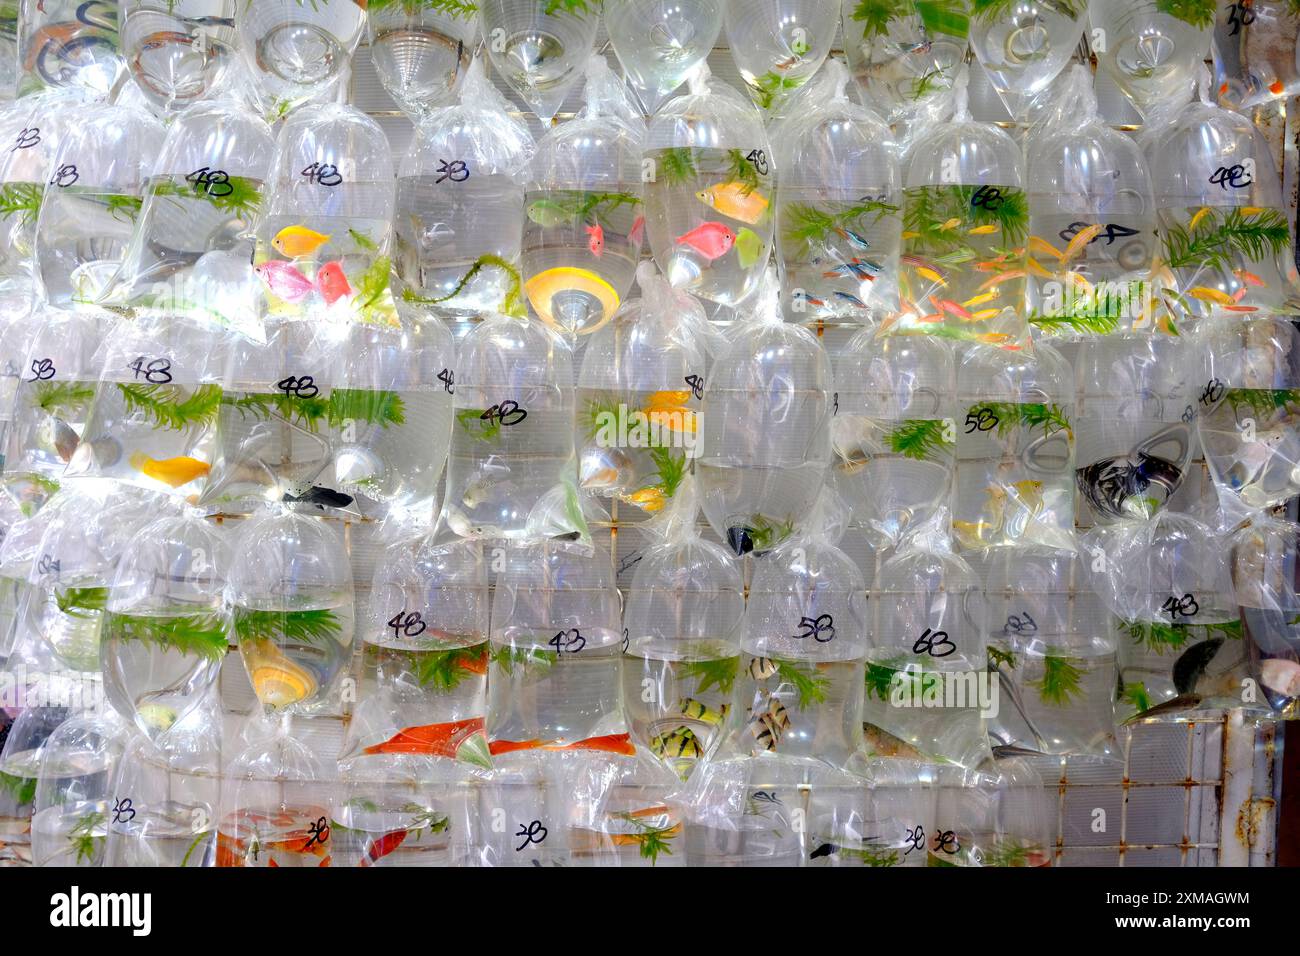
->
[358,830,407,867]
[676,221,735,260]
[272,224,331,258]
[967,223,1000,235]
[1241,206,1264,215]
[585,222,604,257]
[1189,286,1236,306]
[629,215,645,245]
[315,261,351,305]
[735,227,764,268]
[130,452,210,488]
[695,181,769,224]
[362,717,492,768]
[1223,304,1259,312]
[1061,223,1101,262]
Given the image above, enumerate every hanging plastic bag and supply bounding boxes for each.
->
[953,340,1075,552]
[1197,315,1300,523]
[479,0,600,122]
[255,103,397,328]
[969,0,1085,123]
[395,57,534,318]
[486,538,628,753]
[865,540,991,769]
[120,0,239,114]
[723,0,838,113]
[1072,331,1197,524]
[832,326,955,548]
[340,533,492,771]
[604,0,722,113]
[104,99,276,343]
[444,312,586,543]
[226,508,355,716]
[982,544,1118,757]
[101,508,229,740]
[523,53,645,335]
[893,70,1028,347]
[1231,517,1300,716]
[698,277,833,555]
[643,64,774,307]
[560,749,685,866]
[1025,65,1161,340]
[1144,69,1300,321]
[0,494,30,662]
[774,58,901,323]
[840,0,970,131]
[931,758,1053,866]
[576,262,713,516]
[235,0,365,118]
[17,0,122,98]
[623,477,744,777]
[366,0,476,117]
[1212,0,1300,110]
[1090,0,1214,118]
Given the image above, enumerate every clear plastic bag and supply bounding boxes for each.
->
[723,0,839,113]
[982,544,1118,757]
[575,262,713,515]
[479,0,600,122]
[395,58,534,318]
[104,99,276,342]
[832,327,955,549]
[697,282,833,555]
[340,533,492,771]
[366,0,476,118]
[101,508,229,740]
[1144,71,1300,319]
[1090,0,1214,118]
[969,0,1085,122]
[930,758,1053,866]
[643,64,774,307]
[1230,517,1300,716]
[774,58,901,322]
[17,0,122,97]
[443,312,585,542]
[953,341,1075,552]
[1072,332,1197,523]
[894,71,1028,347]
[120,0,240,114]
[235,0,365,117]
[524,54,645,335]
[1212,0,1300,110]
[226,508,355,716]
[1025,65,1161,340]
[255,103,398,328]
[604,0,722,113]
[622,478,744,778]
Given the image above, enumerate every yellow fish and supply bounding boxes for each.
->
[1028,236,1064,259]
[967,223,1000,235]
[916,266,946,285]
[130,452,211,488]
[626,486,667,512]
[695,182,769,225]
[938,218,962,231]
[1241,206,1264,215]
[901,230,921,239]
[1026,258,1055,279]
[1189,285,1236,306]
[1061,223,1101,262]
[643,389,696,434]
[970,308,1002,320]
[1188,207,1211,230]
[272,225,331,258]
[962,291,998,307]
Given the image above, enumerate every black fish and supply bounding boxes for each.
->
[1124,693,1202,724]
[810,842,837,859]
[727,527,754,556]
[282,486,354,509]
[1173,638,1224,694]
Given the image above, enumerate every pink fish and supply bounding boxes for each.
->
[585,222,604,257]
[255,260,314,303]
[316,261,351,305]
[675,221,735,261]
[629,215,645,245]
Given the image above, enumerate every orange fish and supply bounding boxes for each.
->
[586,222,604,257]
[316,261,351,305]
[359,830,407,867]
[1270,80,1286,95]
[489,732,638,757]
[931,296,973,321]
[676,221,735,260]
[488,737,545,756]
[129,453,210,488]
[1234,269,1265,287]
[362,717,491,768]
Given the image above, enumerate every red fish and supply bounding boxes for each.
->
[489,732,637,757]
[675,222,735,260]
[488,737,545,756]
[316,261,352,305]
[363,717,487,758]
[586,222,604,257]
[629,215,645,245]
[359,830,407,867]
[255,260,314,303]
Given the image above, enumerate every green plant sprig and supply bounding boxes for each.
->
[677,656,740,696]
[972,0,1082,22]
[654,147,698,186]
[749,70,809,110]
[884,418,954,461]
[233,608,342,648]
[117,383,222,433]
[0,772,36,805]
[1224,388,1300,419]
[154,174,262,219]
[1118,618,1243,655]
[0,182,42,225]
[1155,0,1216,30]
[772,657,830,709]
[978,838,1042,867]
[748,514,796,552]
[853,0,970,39]
[1033,653,1083,706]
[1122,681,1153,714]
[724,149,763,194]
[1160,206,1289,271]
[366,0,477,16]
[905,184,1029,248]
[401,253,524,317]
[644,445,688,500]
[616,812,677,865]
[489,644,558,675]
[782,198,899,247]
[411,644,487,691]
[68,809,106,864]
[971,401,1072,439]
[55,586,108,620]
[31,381,95,417]
[107,611,229,663]
[222,387,405,433]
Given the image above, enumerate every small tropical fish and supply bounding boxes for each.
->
[938,217,962,231]
[1234,269,1265,287]
[1222,304,1259,312]
[1028,235,1064,259]
[748,656,778,680]
[315,261,351,305]
[977,269,1026,291]
[130,452,210,488]
[901,230,921,240]
[695,181,769,224]
[1270,79,1286,95]
[822,259,881,281]
[255,260,314,303]
[1241,206,1264,215]
[677,698,728,726]
[585,222,604,257]
[970,308,1002,321]
[835,227,871,250]
[962,291,998,307]
[931,296,973,320]
[747,712,778,752]
[626,486,668,512]
[650,728,703,759]
[643,390,697,434]
[735,227,764,268]
[526,198,577,227]
[967,223,999,235]
[359,830,407,867]
[1188,285,1236,306]
[1188,207,1211,230]
[766,696,790,732]
[676,221,736,260]
[545,733,637,755]
[629,215,645,245]
[833,290,869,308]
[282,486,354,509]
[362,717,490,765]
[272,224,331,258]
[1025,257,1055,279]
[1061,223,1101,262]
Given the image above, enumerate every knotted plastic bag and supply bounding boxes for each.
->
[1212,0,1300,110]
[969,0,1085,123]
[643,64,775,307]
[120,0,240,114]
[894,70,1028,347]
[774,58,901,323]
[723,0,839,113]
[930,758,1053,866]
[395,57,534,318]
[623,477,744,776]
[833,326,955,548]
[1024,65,1160,340]
[576,262,714,516]
[524,53,645,335]
[1230,517,1300,716]
[235,0,365,118]
[255,103,398,328]
[1090,0,1214,118]
[17,0,122,98]
[479,0,600,122]
[698,277,833,555]
[604,0,722,113]
[366,0,476,117]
